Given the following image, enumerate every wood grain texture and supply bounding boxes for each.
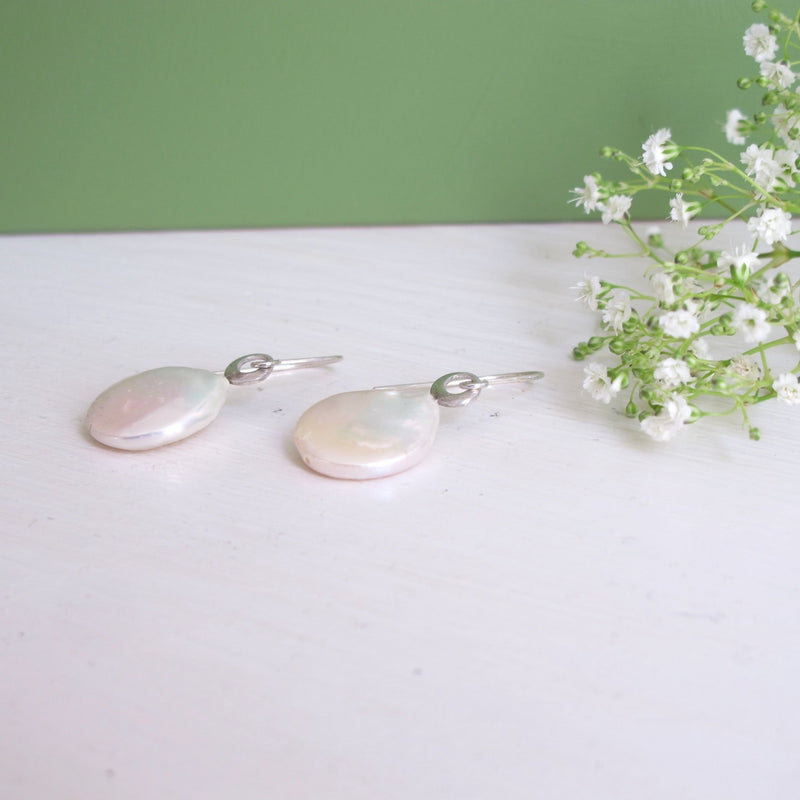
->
[1,224,798,799]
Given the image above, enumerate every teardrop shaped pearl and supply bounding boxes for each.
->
[294,389,440,479]
[87,367,229,450]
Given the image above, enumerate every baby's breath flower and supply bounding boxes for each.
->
[651,271,675,305]
[601,289,632,332]
[640,394,692,441]
[747,205,792,244]
[771,104,800,148]
[741,143,783,192]
[599,194,632,224]
[717,244,761,272]
[659,307,700,339]
[691,338,710,358]
[583,363,623,403]
[733,302,772,342]
[760,60,796,90]
[724,109,748,145]
[574,274,602,310]
[755,274,791,304]
[642,128,675,176]
[728,354,762,381]
[773,372,800,403]
[717,244,761,282]
[743,23,778,62]
[668,193,700,227]
[570,175,602,213]
[654,358,693,389]
[775,149,799,185]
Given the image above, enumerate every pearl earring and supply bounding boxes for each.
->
[294,369,543,479]
[87,353,342,450]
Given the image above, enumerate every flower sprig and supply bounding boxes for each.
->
[570,1,800,441]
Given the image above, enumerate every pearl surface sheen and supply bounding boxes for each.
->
[87,367,229,450]
[294,389,440,479]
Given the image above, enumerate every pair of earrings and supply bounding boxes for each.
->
[86,352,543,479]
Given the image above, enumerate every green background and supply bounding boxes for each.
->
[1,1,761,233]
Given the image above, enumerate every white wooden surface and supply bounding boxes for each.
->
[2,223,799,799]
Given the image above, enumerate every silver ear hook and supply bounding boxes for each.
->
[376,370,544,408]
[224,353,343,386]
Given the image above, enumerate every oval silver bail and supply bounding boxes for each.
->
[224,354,276,386]
[430,372,486,407]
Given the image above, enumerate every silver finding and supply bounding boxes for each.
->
[376,369,544,408]
[224,353,343,386]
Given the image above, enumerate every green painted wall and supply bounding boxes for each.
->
[1,1,760,232]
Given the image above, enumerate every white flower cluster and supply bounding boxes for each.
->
[570,7,800,442]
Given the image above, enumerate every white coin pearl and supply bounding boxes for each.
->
[294,389,440,479]
[86,367,229,450]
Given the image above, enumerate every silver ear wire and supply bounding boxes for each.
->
[376,370,544,408]
[224,354,343,386]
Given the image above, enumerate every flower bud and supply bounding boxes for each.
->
[753,111,768,123]
[711,377,728,391]
[639,387,655,405]
[572,344,587,361]
[675,251,689,265]
[751,0,766,9]
[573,241,590,257]
[625,400,638,418]
[696,225,716,240]
[587,336,605,351]
[763,91,779,106]
[749,426,761,441]
[647,230,664,248]
[600,146,614,159]
[608,337,627,355]
[737,77,752,90]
